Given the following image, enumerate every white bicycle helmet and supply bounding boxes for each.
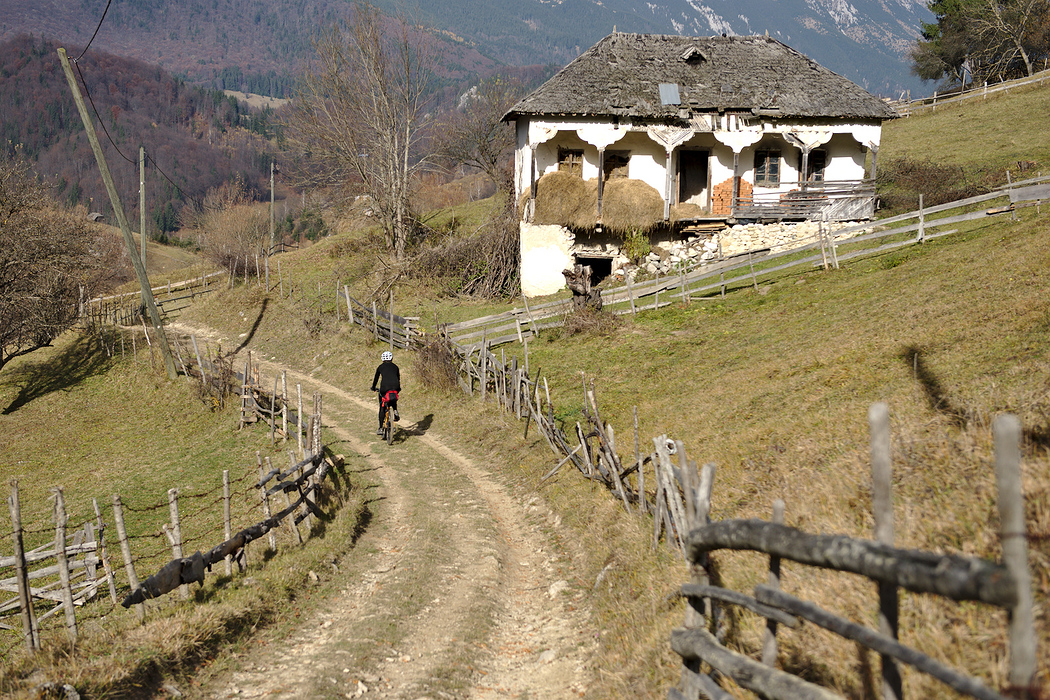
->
[381,351,393,361]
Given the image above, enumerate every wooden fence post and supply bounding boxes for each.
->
[282,371,288,444]
[223,470,232,576]
[260,455,278,554]
[9,481,39,649]
[761,499,785,667]
[112,495,144,620]
[167,489,189,600]
[297,383,304,458]
[191,335,206,386]
[52,488,78,642]
[917,194,925,242]
[480,337,488,403]
[284,451,304,545]
[92,497,118,604]
[993,415,1037,689]
[633,407,646,515]
[870,402,902,700]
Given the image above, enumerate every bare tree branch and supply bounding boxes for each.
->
[288,1,435,259]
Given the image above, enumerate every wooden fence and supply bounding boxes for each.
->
[342,288,423,351]
[0,333,336,656]
[83,271,225,326]
[439,333,1039,699]
[667,405,1037,700]
[889,65,1050,118]
[443,174,1050,350]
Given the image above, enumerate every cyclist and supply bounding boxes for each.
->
[370,350,401,435]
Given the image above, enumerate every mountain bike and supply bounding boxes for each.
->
[379,389,398,445]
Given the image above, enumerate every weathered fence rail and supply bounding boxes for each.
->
[84,271,225,326]
[668,405,1037,700]
[444,175,1050,350]
[890,66,1050,117]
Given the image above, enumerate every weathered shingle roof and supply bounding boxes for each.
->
[506,33,896,121]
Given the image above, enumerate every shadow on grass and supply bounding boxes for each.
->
[2,332,112,415]
[404,413,434,436]
[230,298,269,356]
[902,344,1050,451]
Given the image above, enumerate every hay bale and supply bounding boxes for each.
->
[518,170,598,230]
[601,178,664,235]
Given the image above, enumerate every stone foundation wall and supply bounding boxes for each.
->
[634,220,862,276]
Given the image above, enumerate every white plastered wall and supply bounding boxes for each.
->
[520,223,575,298]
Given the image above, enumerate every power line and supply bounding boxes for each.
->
[75,0,113,61]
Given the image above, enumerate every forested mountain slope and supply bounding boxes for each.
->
[0,34,278,234]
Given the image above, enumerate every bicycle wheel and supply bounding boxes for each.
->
[385,405,394,445]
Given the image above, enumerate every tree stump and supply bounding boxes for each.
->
[562,264,602,312]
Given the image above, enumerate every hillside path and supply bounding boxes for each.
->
[171,324,597,700]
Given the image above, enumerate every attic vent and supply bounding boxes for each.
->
[659,83,681,106]
[680,46,706,63]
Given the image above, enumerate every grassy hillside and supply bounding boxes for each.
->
[0,77,1046,698]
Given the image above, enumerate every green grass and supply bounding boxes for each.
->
[880,79,1050,178]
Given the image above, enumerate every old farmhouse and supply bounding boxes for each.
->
[503,32,898,296]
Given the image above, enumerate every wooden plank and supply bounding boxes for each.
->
[680,583,799,628]
[671,626,844,700]
[686,520,1016,606]
[755,586,1011,700]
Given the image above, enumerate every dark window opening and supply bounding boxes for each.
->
[574,256,612,285]
[558,148,584,176]
[754,149,781,187]
[604,151,629,180]
[804,149,827,182]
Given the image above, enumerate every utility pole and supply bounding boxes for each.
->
[58,48,178,380]
[270,161,275,253]
[139,146,146,270]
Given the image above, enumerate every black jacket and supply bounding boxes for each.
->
[371,361,401,394]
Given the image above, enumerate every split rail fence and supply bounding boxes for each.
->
[668,405,1037,700]
[0,333,337,657]
[441,335,1038,699]
[890,64,1050,118]
[83,271,225,326]
[443,174,1050,351]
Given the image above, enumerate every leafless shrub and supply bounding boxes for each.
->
[414,334,459,392]
[410,197,519,298]
[877,157,990,213]
[182,177,270,274]
[560,306,621,337]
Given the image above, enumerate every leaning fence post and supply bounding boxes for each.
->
[284,451,304,545]
[167,488,189,600]
[297,383,304,459]
[282,371,288,444]
[52,488,78,642]
[994,414,1037,690]
[223,470,232,576]
[92,497,118,604]
[260,456,278,554]
[9,481,39,650]
[870,402,902,700]
[112,495,144,620]
[761,499,786,667]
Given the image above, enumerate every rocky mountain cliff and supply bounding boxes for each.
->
[0,0,933,98]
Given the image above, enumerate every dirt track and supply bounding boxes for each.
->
[175,325,597,699]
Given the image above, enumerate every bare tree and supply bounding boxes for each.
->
[290,1,434,259]
[0,153,106,372]
[966,0,1049,79]
[436,76,525,195]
